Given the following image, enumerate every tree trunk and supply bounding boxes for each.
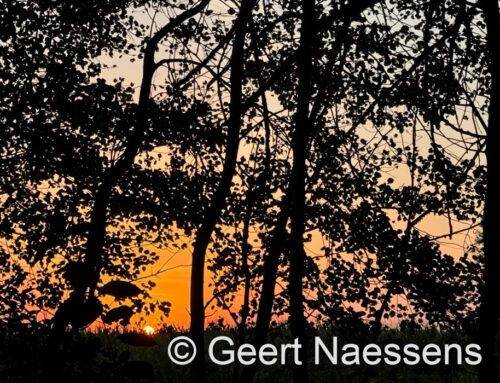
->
[240,195,290,383]
[288,1,315,382]
[478,1,500,382]
[189,1,256,381]
[241,2,383,383]
[52,0,210,336]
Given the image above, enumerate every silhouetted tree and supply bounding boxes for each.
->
[477,0,500,381]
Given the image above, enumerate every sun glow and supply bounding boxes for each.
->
[143,325,155,335]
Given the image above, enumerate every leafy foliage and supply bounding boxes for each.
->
[0,0,492,380]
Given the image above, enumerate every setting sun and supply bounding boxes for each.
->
[143,325,155,335]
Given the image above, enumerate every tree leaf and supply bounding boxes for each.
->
[99,280,142,299]
[102,305,134,325]
[58,297,103,328]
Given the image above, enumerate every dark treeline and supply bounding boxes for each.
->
[0,0,498,382]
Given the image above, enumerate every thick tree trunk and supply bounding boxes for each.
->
[52,0,210,336]
[51,35,157,337]
[288,1,315,382]
[478,1,500,382]
[240,195,290,383]
[188,1,256,381]
[241,2,383,383]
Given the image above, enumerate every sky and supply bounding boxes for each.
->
[134,213,475,328]
[91,4,482,330]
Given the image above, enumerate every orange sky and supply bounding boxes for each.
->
[96,23,480,330]
[138,212,475,329]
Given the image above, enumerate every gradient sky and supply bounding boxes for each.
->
[95,10,480,329]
